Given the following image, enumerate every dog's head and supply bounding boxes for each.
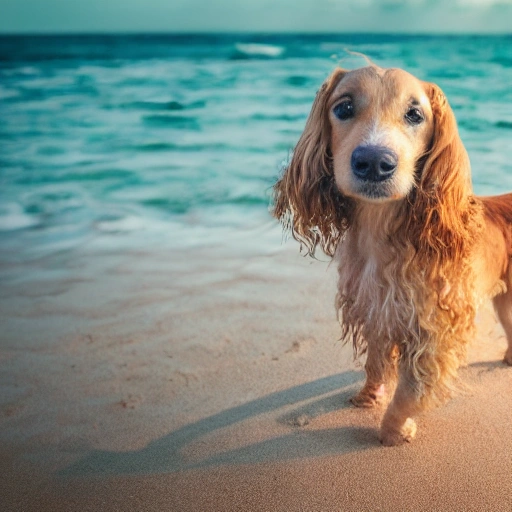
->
[274,64,473,256]
[329,66,435,202]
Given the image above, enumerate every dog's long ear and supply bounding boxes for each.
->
[273,68,353,257]
[408,82,478,262]
[402,83,483,406]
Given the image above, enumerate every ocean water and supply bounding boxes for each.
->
[1,34,512,264]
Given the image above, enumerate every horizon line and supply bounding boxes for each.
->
[1,30,512,37]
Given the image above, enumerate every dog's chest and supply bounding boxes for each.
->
[337,239,387,306]
[336,233,415,338]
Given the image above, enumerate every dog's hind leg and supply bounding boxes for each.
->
[492,287,512,366]
[350,342,397,408]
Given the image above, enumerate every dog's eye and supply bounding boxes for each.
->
[405,107,424,125]
[333,100,354,121]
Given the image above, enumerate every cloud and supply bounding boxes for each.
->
[457,0,512,5]
[334,0,512,5]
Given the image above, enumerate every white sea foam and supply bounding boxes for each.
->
[235,43,285,58]
[0,203,39,231]
[95,215,148,233]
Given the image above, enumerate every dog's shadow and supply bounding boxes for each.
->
[468,358,509,371]
[61,370,379,477]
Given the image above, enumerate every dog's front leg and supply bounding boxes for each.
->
[379,363,422,446]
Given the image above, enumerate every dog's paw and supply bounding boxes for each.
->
[504,349,512,366]
[379,418,417,447]
[350,384,385,408]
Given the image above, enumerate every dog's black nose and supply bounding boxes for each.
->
[351,145,398,182]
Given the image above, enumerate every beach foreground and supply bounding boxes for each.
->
[2,236,512,511]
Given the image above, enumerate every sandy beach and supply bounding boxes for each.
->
[2,225,512,512]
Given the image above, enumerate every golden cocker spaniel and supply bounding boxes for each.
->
[274,64,512,446]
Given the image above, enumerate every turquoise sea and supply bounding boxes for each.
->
[1,34,512,264]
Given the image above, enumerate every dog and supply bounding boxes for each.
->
[273,64,512,446]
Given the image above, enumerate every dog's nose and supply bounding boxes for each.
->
[351,145,398,182]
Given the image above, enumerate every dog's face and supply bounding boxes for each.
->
[328,66,435,202]
[274,63,470,257]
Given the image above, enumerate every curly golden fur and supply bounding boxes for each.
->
[274,64,512,446]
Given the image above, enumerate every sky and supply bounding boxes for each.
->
[1,0,512,34]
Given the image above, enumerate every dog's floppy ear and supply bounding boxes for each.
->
[404,82,482,349]
[273,68,354,257]
[408,82,477,262]
[400,82,483,406]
